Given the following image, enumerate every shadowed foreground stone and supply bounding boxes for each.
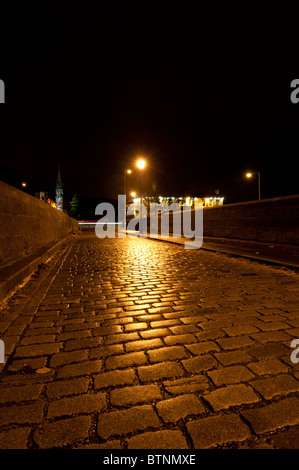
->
[34,416,91,448]
[241,397,299,434]
[97,405,160,439]
[0,427,31,449]
[187,413,251,448]
[127,430,188,449]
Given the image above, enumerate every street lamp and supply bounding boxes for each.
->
[21,182,27,188]
[124,169,132,198]
[137,159,146,170]
[136,159,146,234]
[246,172,261,200]
[123,169,132,229]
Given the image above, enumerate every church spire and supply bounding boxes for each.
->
[55,165,63,211]
[56,165,63,188]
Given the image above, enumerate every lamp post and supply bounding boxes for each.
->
[123,169,132,228]
[246,172,261,200]
[137,159,146,234]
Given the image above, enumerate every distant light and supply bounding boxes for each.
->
[246,172,252,178]
[21,182,27,187]
[137,159,146,170]
[131,191,136,198]
[127,169,132,174]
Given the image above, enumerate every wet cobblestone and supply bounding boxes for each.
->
[0,233,299,449]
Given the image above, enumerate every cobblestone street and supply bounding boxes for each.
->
[0,233,299,449]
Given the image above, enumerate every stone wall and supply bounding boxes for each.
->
[147,195,299,245]
[202,195,299,244]
[0,180,78,266]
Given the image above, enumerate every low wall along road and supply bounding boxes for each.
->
[149,195,299,246]
[0,181,78,299]
[0,180,78,267]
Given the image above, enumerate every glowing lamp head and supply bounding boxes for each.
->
[246,172,252,178]
[21,182,27,187]
[137,159,146,170]
[127,169,132,174]
[131,192,136,198]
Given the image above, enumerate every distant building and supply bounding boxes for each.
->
[131,195,224,209]
[128,195,224,216]
[55,165,63,211]
[35,191,56,208]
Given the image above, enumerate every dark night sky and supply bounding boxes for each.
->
[1,2,299,207]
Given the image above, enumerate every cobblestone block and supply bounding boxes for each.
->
[247,342,290,359]
[186,341,220,355]
[89,344,125,359]
[125,338,163,352]
[57,330,91,341]
[187,413,251,448]
[250,374,299,399]
[0,402,44,426]
[180,316,207,324]
[124,322,148,332]
[163,375,210,394]
[110,384,162,406]
[241,397,299,434]
[34,415,91,448]
[94,369,136,389]
[14,343,62,358]
[97,405,160,439]
[50,350,88,367]
[56,359,102,378]
[63,337,102,351]
[164,334,197,345]
[205,383,260,411]
[138,362,185,382]
[148,346,188,363]
[182,355,217,374]
[216,336,255,350]
[195,329,226,341]
[256,321,290,331]
[222,325,260,336]
[150,319,180,328]
[207,365,255,386]
[269,427,299,449]
[105,332,140,345]
[127,429,188,449]
[247,359,289,376]
[140,328,170,339]
[105,351,147,370]
[0,427,31,449]
[8,357,47,372]
[250,331,291,343]
[169,325,200,335]
[47,392,106,418]
[0,383,43,404]
[156,394,205,422]
[93,325,123,335]
[46,377,90,398]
